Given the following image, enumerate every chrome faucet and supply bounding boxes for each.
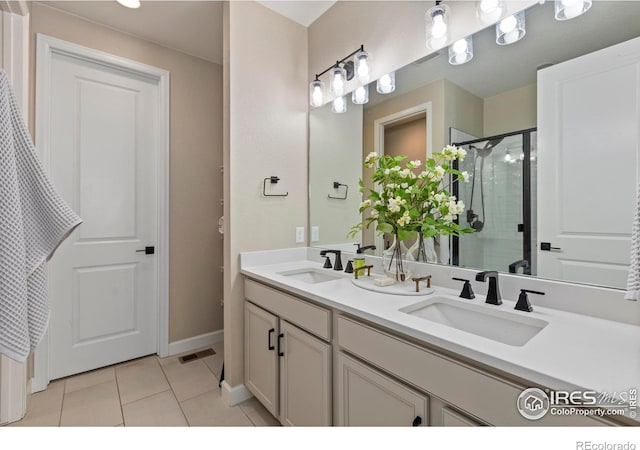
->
[475,271,502,305]
[320,249,343,271]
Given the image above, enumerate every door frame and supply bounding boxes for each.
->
[33,34,170,392]
[372,102,433,254]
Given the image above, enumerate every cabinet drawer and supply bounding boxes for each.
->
[337,316,609,426]
[244,279,331,341]
[442,407,483,426]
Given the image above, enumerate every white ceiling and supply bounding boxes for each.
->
[39,0,337,65]
[256,0,336,27]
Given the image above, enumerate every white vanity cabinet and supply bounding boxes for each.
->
[336,315,612,427]
[244,279,332,426]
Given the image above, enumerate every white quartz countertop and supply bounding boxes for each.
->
[240,253,640,423]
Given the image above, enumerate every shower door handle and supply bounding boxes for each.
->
[540,242,561,251]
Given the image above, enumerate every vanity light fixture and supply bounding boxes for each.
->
[116,0,140,8]
[425,1,450,50]
[496,11,526,45]
[448,36,473,65]
[477,0,504,24]
[309,44,370,107]
[376,72,396,95]
[331,96,347,114]
[352,84,369,105]
[309,78,324,108]
[554,0,592,20]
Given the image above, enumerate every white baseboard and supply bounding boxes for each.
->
[167,329,224,357]
[221,381,253,406]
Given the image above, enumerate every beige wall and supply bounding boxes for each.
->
[484,83,537,136]
[444,79,484,141]
[224,2,308,388]
[385,116,427,163]
[29,3,224,343]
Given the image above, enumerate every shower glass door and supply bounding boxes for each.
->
[452,129,537,275]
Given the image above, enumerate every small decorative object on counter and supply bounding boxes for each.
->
[350,147,474,281]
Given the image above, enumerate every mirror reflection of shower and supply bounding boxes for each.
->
[452,129,537,276]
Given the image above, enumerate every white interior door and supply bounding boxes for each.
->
[537,36,640,288]
[45,50,161,379]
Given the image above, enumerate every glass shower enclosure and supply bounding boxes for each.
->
[452,128,537,276]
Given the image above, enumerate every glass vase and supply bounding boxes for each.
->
[382,234,412,282]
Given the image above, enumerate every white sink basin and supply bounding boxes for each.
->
[278,268,345,284]
[400,296,548,346]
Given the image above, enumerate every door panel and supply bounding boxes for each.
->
[337,352,428,427]
[244,302,279,417]
[537,36,640,288]
[280,321,331,426]
[47,52,159,379]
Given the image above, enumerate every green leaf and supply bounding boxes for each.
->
[377,222,394,234]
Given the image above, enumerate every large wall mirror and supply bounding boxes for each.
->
[309,1,640,290]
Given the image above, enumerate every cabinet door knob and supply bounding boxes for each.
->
[278,333,284,357]
[412,416,422,426]
[267,328,275,350]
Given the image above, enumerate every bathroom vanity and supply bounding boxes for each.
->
[240,248,640,427]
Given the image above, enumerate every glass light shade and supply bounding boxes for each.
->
[425,4,450,50]
[354,50,370,84]
[330,66,347,96]
[448,37,474,65]
[477,0,504,24]
[376,72,396,95]
[352,85,369,105]
[309,79,324,107]
[117,0,140,8]
[554,0,592,20]
[331,95,347,114]
[496,11,526,45]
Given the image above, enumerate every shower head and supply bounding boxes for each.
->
[473,137,505,159]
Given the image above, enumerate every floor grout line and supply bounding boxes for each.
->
[113,366,126,427]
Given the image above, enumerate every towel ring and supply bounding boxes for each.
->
[328,181,348,200]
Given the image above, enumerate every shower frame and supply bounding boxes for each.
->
[451,127,537,275]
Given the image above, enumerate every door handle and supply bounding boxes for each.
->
[412,416,422,426]
[540,242,561,252]
[268,328,275,350]
[277,333,284,357]
[136,246,155,255]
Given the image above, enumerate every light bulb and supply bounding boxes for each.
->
[332,96,347,114]
[376,72,395,94]
[504,151,512,162]
[432,14,448,38]
[309,80,324,107]
[480,0,499,13]
[330,66,346,96]
[452,39,468,54]
[352,85,369,105]
[499,15,517,33]
[355,50,370,84]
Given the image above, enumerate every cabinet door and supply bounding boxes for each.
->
[279,321,332,426]
[441,407,483,426]
[337,352,428,426]
[244,302,279,417]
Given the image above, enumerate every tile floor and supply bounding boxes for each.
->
[9,342,280,427]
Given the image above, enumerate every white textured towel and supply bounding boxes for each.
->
[626,184,640,301]
[0,70,81,362]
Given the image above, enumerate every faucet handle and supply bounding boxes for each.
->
[515,289,545,312]
[323,257,332,269]
[452,277,475,299]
